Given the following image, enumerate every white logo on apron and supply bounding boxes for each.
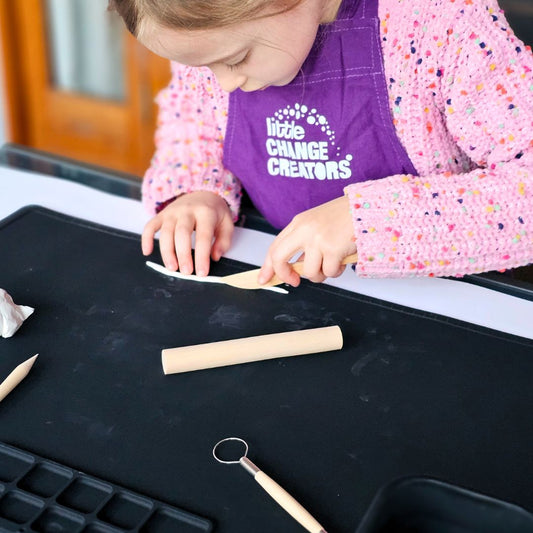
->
[265,104,353,180]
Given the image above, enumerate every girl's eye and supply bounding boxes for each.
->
[227,51,249,71]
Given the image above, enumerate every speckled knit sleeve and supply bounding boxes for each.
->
[142,62,242,218]
[345,0,533,277]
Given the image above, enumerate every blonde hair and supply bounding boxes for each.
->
[108,0,303,36]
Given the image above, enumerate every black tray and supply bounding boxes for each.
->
[356,477,533,533]
[0,442,213,532]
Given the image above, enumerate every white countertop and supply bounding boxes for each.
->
[2,165,532,340]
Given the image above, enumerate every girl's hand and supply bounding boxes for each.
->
[141,191,234,276]
[258,195,356,287]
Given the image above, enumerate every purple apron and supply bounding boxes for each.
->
[223,0,417,229]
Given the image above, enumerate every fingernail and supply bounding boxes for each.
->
[197,269,207,277]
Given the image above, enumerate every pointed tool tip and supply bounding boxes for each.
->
[24,354,38,368]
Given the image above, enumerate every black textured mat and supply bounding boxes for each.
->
[1,206,532,533]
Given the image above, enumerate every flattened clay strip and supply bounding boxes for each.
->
[147,261,222,284]
[146,261,289,294]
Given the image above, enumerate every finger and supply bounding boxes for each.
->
[141,217,161,256]
[302,249,326,283]
[211,215,234,262]
[262,237,302,287]
[194,212,217,276]
[174,215,195,275]
[258,253,275,286]
[257,218,302,285]
[322,256,347,279]
[271,251,302,287]
[158,219,180,271]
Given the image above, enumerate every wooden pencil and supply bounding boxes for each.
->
[0,354,38,402]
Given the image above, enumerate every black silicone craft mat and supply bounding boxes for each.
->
[1,206,532,533]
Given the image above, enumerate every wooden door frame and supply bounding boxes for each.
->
[0,0,171,175]
[0,0,27,143]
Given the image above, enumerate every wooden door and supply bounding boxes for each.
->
[0,0,170,176]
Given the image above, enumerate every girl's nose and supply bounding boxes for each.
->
[210,66,246,92]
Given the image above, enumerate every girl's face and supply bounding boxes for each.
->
[139,0,340,92]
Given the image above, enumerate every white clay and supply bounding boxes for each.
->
[146,261,289,294]
[0,289,34,338]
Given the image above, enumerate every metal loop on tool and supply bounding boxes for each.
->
[212,437,249,464]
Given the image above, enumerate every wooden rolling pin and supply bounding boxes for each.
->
[162,325,343,374]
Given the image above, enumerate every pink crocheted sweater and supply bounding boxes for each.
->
[142,0,533,278]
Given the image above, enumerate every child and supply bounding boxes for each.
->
[109,0,532,287]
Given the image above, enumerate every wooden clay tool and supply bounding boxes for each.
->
[162,325,343,374]
[220,253,358,289]
[213,437,327,533]
[0,354,38,402]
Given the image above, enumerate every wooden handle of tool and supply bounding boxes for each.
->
[162,325,343,375]
[255,471,326,533]
[291,253,358,277]
[260,253,358,288]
